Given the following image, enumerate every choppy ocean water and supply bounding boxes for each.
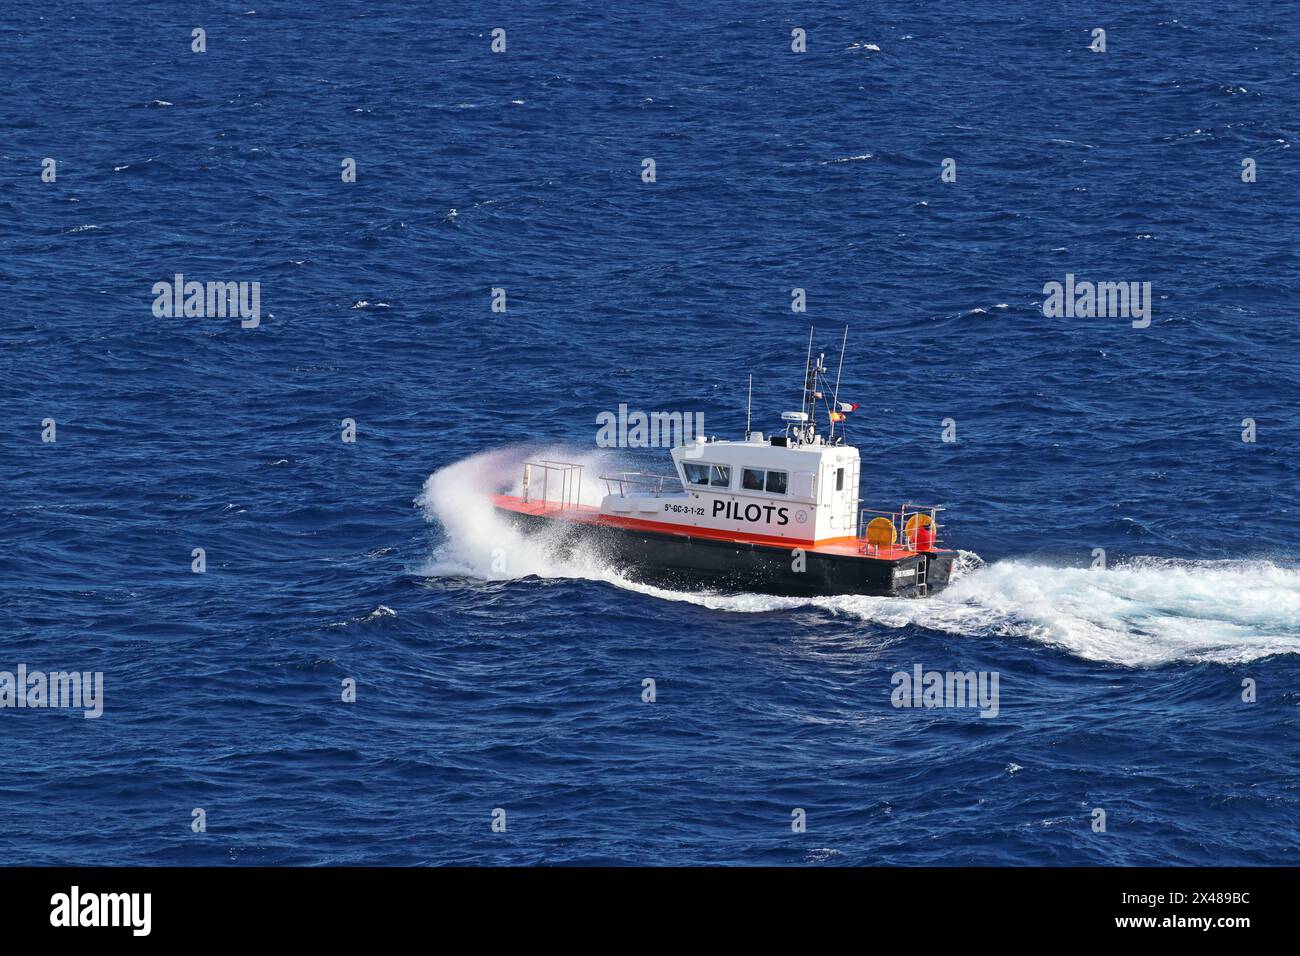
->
[2,2,1298,865]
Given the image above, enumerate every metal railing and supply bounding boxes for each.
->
[521,461,583,510]
[857,503,945,555]
[598,471,684,498]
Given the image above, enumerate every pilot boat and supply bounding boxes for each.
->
[491,334,957,597]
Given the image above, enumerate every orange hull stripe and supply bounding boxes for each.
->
[489,494,920,559]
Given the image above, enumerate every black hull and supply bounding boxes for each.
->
[498,509,956,598]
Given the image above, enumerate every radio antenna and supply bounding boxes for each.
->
[830,325,848,438]
[800,326,814,426]
[745,374,752,440]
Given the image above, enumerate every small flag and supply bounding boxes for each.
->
[836,402,859,413]
[830,411,845,422]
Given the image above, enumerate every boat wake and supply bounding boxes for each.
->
[416,450,1300,667]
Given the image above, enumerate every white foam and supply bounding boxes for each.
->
[414,447,627,584]
[914,557,1300,666]
[416,451,1300,667]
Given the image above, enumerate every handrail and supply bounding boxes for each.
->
[599,471,684,498]
[521,461,583,509]
[857,504,946,554]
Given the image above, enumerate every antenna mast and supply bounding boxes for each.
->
[800,327,814,437]
[830,325,848,440]
[745,374,752,440]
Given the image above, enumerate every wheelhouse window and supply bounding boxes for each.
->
[741,467,787,494]
[684,463,730,487]
[836,467,845,491]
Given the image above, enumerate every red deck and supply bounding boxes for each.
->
[490,494,923,560]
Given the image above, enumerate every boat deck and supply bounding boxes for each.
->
[492,495,603,520]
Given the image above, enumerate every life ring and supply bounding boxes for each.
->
[865,516,896,547]
[905,513,935,550]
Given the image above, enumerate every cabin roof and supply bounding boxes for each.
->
[670,438,858,469]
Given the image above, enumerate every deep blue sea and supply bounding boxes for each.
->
[2,2,1298,866]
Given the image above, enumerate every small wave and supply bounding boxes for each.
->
[804,848,842,862]
[326,605,397,629]
[960,304,1008,316]
[113,158,154,172]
